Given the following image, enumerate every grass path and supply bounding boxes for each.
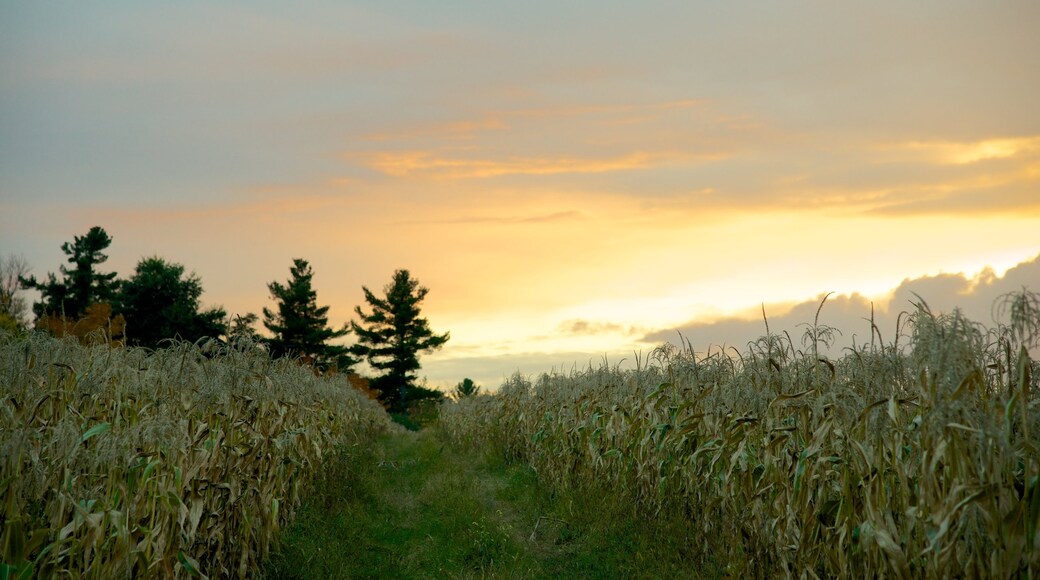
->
[263,427,709,579]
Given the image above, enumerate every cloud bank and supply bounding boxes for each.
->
[644,253,1040,355]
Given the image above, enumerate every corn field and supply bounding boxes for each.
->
[0,333,392,578]
[442,293,1040,578]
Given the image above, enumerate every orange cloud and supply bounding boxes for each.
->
[720,134,1040,216]
[880,136,1040,165]
[352,150,713,179]
[364,117,511,142]
[350,98,742,178]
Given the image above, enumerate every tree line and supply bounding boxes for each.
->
[1,226,450,412]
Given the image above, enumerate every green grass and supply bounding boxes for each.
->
[438,291,1040,577]
[263,429,536,578]
[263,426,714,578]
[483,448,719,578]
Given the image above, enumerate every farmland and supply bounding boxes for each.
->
[2,291,1039,578]
[442,294,1040,577]
[0,333,392,578]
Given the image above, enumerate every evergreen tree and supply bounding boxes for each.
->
[116,257,226,348]
[263,258,355,372]
[453,378,481,399]
[351,269,449,411]
[20,226,119,320]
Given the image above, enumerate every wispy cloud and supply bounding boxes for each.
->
[396,210,582,226]
[557,319,645,337]
[352,150,708,179]
[5,0,1040,394]
[363,100,705,142]
[364,118,511,143]
[348,99,743,180]
[689,134,1040,216]
[880,136,1040,165]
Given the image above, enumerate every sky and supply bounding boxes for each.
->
[1,1,1038,390]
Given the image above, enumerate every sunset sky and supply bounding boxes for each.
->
[2,1,1038,389]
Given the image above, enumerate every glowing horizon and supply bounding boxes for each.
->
[2,2,1038,389]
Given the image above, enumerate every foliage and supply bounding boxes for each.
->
[0,332,391,578]
[33,302,126,346]
[20,226,119,321]
[263,258,355,373]
[395,384,446,431]
[346,372,382,403]
[0,254,31,329]
[115,256,227,349]
[351,270,449,412]
[441,292,1040,578]
[0,310,22,336]
[453,377,481,399]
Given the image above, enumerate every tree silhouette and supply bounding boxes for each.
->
[21,226,119,320]
[453,378,481,399]
[263,258,355,373]
[351,269,449,411]
[116,257,226,348]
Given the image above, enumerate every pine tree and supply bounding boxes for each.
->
[351,269,449,411]
[116,257,227,348]
[263,258,355,372]
[20,226,119,320]
[453,378,481,399]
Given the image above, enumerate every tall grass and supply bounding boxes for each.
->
[442,292,1040,577]
[0,333,392,578]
